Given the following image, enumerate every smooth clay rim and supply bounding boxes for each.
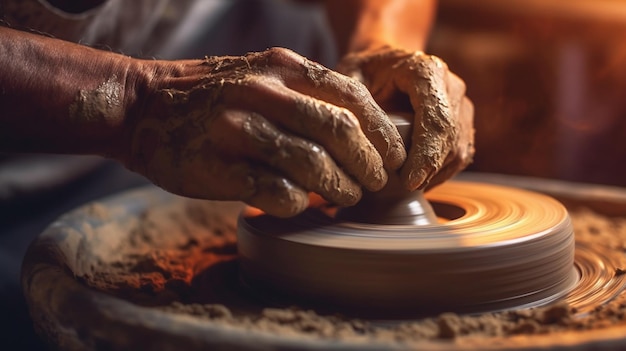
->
[21,173,626,351]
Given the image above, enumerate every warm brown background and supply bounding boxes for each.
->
[429,0,626,187]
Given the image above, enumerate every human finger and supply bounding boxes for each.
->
[209,109,363,207]
[249,48,406,171]
[174,145,310,217]
[426,97,475,190]
[244,168,310,218]
[398,55,457,190]
[220,76,387,191]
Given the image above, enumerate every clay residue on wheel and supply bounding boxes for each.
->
[73,199,241,304]
[78,202,626,345]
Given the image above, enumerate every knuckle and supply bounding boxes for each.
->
[238,74,277,93]
[426,54,448,69]
[302,141,328,167]
[220,75,284,108]
[293,142,335,183]
[411,53,447,77]
[243,116,280,148]
[331,107,361,138]
[264,133,327,172]
[264,47,301,66]
[344,77,370,99]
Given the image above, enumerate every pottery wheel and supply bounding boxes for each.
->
[21,175,626,351]
[238,181,578,317]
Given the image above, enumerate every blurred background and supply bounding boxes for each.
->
[430,0,626,187]
[3,0,626,348]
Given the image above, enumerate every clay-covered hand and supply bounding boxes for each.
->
[123,48,406,217]
[337,47,475,191]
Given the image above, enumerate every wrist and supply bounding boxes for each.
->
[0,28,146,157]
[115,58,204,166]
[59,50,143,161]
[110,57,157,164]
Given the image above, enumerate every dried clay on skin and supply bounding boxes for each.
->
[295,96,387,192]
[69,75,123,123]
[302,57,406,171]
[127,50,397,215]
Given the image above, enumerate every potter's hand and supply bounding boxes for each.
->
[338,47,475,190]
[125,48,406,217]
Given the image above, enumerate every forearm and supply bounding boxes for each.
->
[323,0,436,55]
[0,26,139,157]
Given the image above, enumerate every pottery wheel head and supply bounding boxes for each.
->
[237,180,577,318]
[237,113,576,317]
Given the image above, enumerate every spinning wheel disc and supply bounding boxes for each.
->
[237,181,577,317]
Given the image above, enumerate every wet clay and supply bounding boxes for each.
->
[74,197,626,346]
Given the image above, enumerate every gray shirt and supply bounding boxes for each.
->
[1,0,336,64]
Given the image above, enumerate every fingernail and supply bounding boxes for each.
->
[366,167,388,192]
[407,169,428,191]
[338,186,363,207]
[387,140,407,171]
